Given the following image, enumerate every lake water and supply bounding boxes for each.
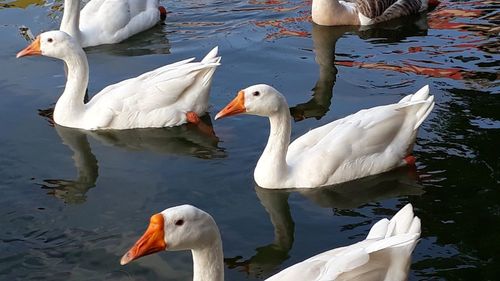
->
[0,0,499,280]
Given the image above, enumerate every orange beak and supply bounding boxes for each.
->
[120,213,167,265]
[215,91,246,120]
[16,36,42,58]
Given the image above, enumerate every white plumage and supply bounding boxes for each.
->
[120,203,421,281]
[60,0,165,47]
[17,30,220,130]
[267,204,421,281]
[215,84,434,189]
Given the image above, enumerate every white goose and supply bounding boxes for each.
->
[215,84,434,189]
[311,0,439,26]
[17,31,220,130]
[120,204,421,281]
[60,0,167,48]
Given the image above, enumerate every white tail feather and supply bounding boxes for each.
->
[390,203,415,235]
[366,218,389,239]
[367,203,421,240]
[201,46,220,63]
[199,47,221,87]
[398,85,435,130]
[409,216,421,234]
[411,85,430,101]
[414,95,435,130]
[365,203,421,252]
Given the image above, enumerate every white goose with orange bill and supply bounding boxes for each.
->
[17,31,220,130]
[120,204,421,281]
[215,84,434,189]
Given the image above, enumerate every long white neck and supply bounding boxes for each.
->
[191,234,224,281]
[312,0,360,26]
[53,46,89,128]
[254,103,291,188]
[60,0,82,44]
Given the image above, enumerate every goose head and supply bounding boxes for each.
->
[17,30,79,60]
[215,84,288,119]
[120,205,219,265]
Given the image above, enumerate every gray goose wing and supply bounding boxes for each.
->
[355,0,423,23]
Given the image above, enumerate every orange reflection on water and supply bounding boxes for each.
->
[338,0,498,83]
[249,0,311,40]
[427,0,498,36]
[337,60,464,80]
[254,15,310,39]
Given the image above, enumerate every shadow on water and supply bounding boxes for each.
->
[225,166,423,279]
[37,112,224,204]
[290,14,429,122]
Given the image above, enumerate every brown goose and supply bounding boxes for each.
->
[312,0,439,26]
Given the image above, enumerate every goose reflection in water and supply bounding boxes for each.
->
[290,14,429,122]
[225,188,294,278]
[41,125,98,204]
[226,166,423,279]
[39,114,224,204]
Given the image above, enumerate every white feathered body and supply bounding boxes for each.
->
[54,47,220,130]
[266,204,421,281]
[254,86,434,188]
[61,0,161,47]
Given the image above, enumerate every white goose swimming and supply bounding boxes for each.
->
[120,204,421,281]
[311,0,439,26]
[60,0,167,48]
[17,31,220,130]
[215,84,434,189]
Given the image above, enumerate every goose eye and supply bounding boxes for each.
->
[175,219,184,226]
[47,38,53,43]
[253,91,260,97]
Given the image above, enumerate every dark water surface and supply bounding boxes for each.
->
[0,0,499,280]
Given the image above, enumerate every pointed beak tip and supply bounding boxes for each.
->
[120,253,132,266]
[214,113,222,121]
[16,49,40,58]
